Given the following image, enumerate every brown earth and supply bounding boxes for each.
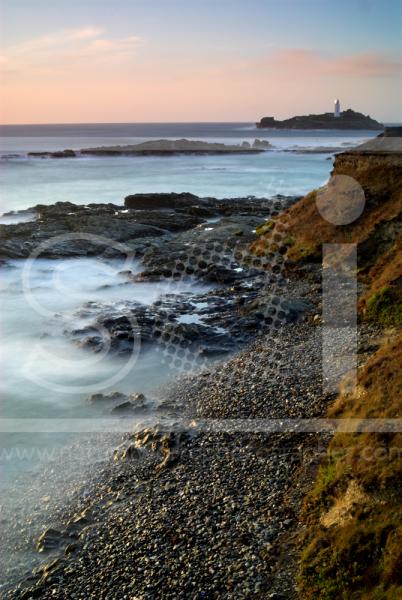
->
[298,331,402,600]
[251,141,402,326]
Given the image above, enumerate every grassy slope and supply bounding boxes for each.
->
[251,151,402,326]
[298,331,402,600]
[251,147,402,597]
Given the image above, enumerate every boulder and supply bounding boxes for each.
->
[253,139,273,149]
[36,528,64,553]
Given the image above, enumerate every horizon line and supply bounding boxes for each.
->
[1,118,401,127]
[1,120,258,127]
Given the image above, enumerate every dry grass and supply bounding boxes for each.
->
[251,149,402,596]
[298,332,402,599]
[250,151,402,327]
[359,240,402,326]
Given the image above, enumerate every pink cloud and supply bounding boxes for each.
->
[1,35,400,123]
[328,53,402,76]
[257,48,402,78]
[0,27,142,77]
[89,36,141,52]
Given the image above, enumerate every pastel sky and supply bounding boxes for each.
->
[0,0,401,124]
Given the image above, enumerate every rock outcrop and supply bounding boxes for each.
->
[0,195,296,259]
[124,192,201,210]
[25,139,273,159]
[378,125,402,138]
[80,139,265,156]
[0,202,173,258]
[257,108,383,130]
[27,149,76,158]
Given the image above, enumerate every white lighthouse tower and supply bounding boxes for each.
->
[334,99,341,118]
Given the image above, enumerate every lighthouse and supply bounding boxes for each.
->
[334,99,341,118]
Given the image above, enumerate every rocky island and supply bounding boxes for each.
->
[257,108,384,130]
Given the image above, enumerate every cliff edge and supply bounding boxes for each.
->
[251,131,402,599]
[252,134,402,326]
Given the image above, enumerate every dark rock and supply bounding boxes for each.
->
[88,391,127,404]
[111,400,133,413]
[113,423,197,470]
[176,205,217,218]
[111,394,149,415]
[124,192,200,210]
[28,149,76,158]
[0,202,168,258]
[253,138,273,149]
[66,272,313,364]
[257,108,383,130]
[80,139,264,156]
[0,195,299,259]
[121,209,204,231]
[203,264,249,284]
[135,214,273,283]
[36,528,64,553]
[243,296,314,323]
[27,151,53,158]
[377,126,402,138]
[50,149,76,158]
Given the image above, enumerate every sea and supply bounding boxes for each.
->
[0,122,380,213]
[0,122,380,585]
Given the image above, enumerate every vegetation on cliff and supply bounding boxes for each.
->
[360,239,402,326]
[251,139,401,597]
[298,331,402,599]
[251,142,402,326]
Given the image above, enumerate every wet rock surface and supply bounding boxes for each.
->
[87,391,152,415]
[0,194,297,259]
[65,275,314,361]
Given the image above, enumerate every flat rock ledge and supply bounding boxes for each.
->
[26,139,273,158]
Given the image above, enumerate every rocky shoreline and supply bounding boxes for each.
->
[0,192,296,259]
[0,302,383,600]
[0,312,385,600]
[0,192,316,366]
[1,137,400,598]
[0,191,323,599]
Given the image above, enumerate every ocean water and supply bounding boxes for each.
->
[0,122,378,213]
[1,257,209,466]
[0,255,211,585]
[0,122,379,585]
